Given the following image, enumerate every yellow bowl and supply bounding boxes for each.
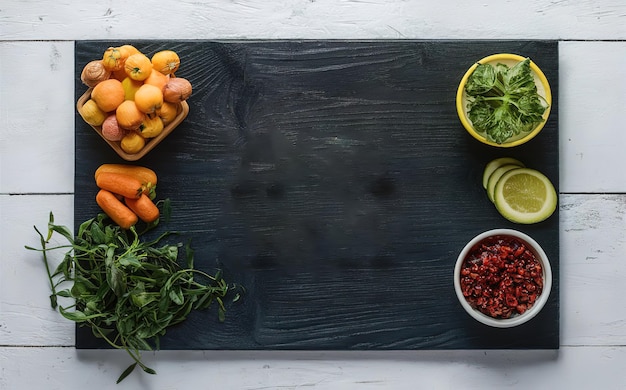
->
[456,53,552,148]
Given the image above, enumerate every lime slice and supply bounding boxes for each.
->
[493,168,557,224]
[486,164,521,203]
[482,157,525,189]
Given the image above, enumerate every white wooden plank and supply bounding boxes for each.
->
[0,41,75,194]
[1,346,626,389]
[1,0,625,41]
[0,194,75,346]
[560,194,626,346]
[1,1,626,388]
[559,41,626,193]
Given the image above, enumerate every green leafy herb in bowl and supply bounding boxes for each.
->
[456,53,552,147]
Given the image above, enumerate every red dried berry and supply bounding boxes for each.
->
[459,236,544,319]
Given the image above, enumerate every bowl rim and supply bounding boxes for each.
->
[453,228,553,328]
[456,53,553,148]
[76,87,189,161]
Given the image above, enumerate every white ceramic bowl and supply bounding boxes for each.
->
[453,229,552,328]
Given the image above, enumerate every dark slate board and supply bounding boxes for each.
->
[74,40,559,350]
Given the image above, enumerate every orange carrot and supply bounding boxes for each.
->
[96,189,138,229]
[94,164,158,187]
[124,194,160,223]
[95,172,144,199]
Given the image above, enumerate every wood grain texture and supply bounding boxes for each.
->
[74,40,559,350]
[1,0,625,385]
[2,346,626,390]
[1,0,625,40]
[0,41,75,194]
[0,195,76,347]
[559,42,626,193]
[3,41,625,196]
[4,193,625,348]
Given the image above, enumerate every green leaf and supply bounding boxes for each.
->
[185,241,195,269]
[51,253,72,278]
[119,253,142,268]
[158,295,171,314]
[49,224,74,243]
[49,294,58,309]
[168,286,184,305]
[116,363,137,384]
[502,58,536,96]
[77,217,95,239]
[106,263,126,298]
[85,299,101,313]
[131,292,157,308]
[75,274,99,291]
[467,96,494,132]
[71,279,93,298]
[166,245,178,262]
[56,289,73,298]
[515,93,546,119]
[90,222,107,244]
[465,63,497,95]
[59,306,105,322]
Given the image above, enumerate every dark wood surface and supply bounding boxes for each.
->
[75,40,559,350]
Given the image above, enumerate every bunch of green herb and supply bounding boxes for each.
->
[464,58,549,144]
[26,211,242,383]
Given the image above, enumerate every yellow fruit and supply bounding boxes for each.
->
[91,78,125,112]
[119,44,140,58]
[102,47,125,72]
[151,50,180,75]
[120,131,146,154]
[158,101,179,125]
[124,53,153,81]
[121,77,143,101]
[139,115,164,138]
[115,100,145,130]
[493,168,558,224]
[78,99,107,126]
[143,66,169,90]
[134,84,163,114]
[482,157,525,189]
[110,68,128,81]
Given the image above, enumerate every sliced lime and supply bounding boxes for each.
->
[486,164,522,203]
[493,168,557,224]
[482,157,525,189]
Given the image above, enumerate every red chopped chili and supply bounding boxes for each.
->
[459,235,543,319]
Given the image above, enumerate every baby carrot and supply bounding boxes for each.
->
[124,194,160,223]
[94,164,158,187]
[96,189,138,229]
[96,172,144,199]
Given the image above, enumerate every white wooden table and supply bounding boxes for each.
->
[1,1,625,388]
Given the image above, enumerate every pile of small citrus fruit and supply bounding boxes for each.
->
[77,44,192,155]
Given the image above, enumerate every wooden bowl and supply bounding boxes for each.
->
[76,89,189,161]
